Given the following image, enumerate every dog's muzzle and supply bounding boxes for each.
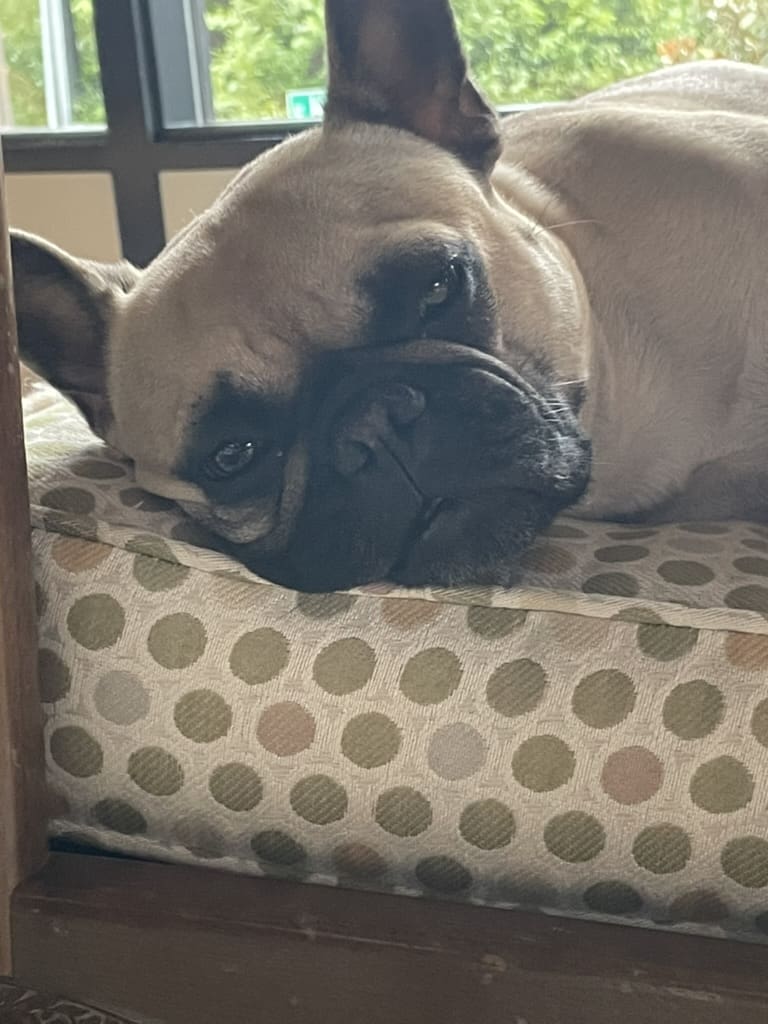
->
[236,343,591,591]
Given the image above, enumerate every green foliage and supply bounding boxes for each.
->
[0,0,765,128]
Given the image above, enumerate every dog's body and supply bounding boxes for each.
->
[12,0,768,591]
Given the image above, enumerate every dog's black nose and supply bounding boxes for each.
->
[333,384,426,476]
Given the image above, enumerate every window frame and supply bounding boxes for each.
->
[2,0,532,266]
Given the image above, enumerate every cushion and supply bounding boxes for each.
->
[24,375,768,942]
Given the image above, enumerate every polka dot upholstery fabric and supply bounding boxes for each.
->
[22,376,768,942]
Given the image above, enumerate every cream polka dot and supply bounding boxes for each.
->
[428,723,486,780]
[257,702,316,756]
[313,638,375,695]
[94,671,150,725]
[174,690,232,743]
[725,633,768,671]
[399,648,462,705]
[230,629,290,686]
[52,537,111,573]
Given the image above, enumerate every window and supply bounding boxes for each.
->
[0,0,104,129]
[2,0,764,266]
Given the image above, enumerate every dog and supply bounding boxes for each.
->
[11,0,768,592]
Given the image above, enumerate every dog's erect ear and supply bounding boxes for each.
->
[10,230,138,438]
[323,0,501,173]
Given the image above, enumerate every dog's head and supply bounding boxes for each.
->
[12,0,592,591]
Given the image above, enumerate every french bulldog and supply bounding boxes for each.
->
[11,0,768,592]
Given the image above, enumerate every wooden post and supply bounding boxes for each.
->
[0,144,48,974]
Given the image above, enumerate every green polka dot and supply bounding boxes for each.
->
[313,638,375,695]
[174,818,225,859]
[67,594,125,650]
[690,756,754,814]
[40,486,95,514]
[755,912,768,935]
[633,825,691,874]
[613,605,663,625]
[722,837,768,888]
[486,659,547,718]
[678,522,730,535]
[415,856,472,894]
[669,891,730,924]
[230,629,290,686]
[290,775,348,825]
[742,539,768,553]
[663,681,724,740]
[50,726,103,778]
[637,622,698,661]
[127,535,190,592]
[174,690,232,743]
[93,798,147,835]
[594,545,650,563]
[170,521,216,547]
[725,586,768,613]
[251,830,306,866]
[583,881,643,916]
[43,511,98,541]
[657,561,715,586]
[375,787,432,837]
[467,606,527,638]
[572,670,636,728]
[38,649,71,703]
[605,528,658,540]
[119,488,175,512]
[148,613,207,669]
[399,648,462,705]
[333,843,388,880]
[341,713,401,768]
[128,746,184,796]
[582,573,640,597]
[459,800,515,850]
[544,812,605,863]
[734,557,768,577]
[35,582,48,618]
[751,699,768,748]
[296,593,357,619]
[71,457,126,479]
[512,735,575,792]
[209,763,263,812]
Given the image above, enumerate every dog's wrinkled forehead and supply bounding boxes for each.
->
[108,125,492,485]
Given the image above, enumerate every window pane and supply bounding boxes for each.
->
[193,0,767,126]
[0,0,104,130]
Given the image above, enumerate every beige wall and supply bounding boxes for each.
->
[7,168,239,261]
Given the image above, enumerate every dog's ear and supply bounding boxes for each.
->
[324,0,501,174]
[10,230,138,439]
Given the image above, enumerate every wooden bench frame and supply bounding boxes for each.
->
[2,148,768,1023]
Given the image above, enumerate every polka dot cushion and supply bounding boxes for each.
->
[23,375,768,942]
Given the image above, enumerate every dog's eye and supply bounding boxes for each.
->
[420,258,463,320]
[205,440,263,481]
